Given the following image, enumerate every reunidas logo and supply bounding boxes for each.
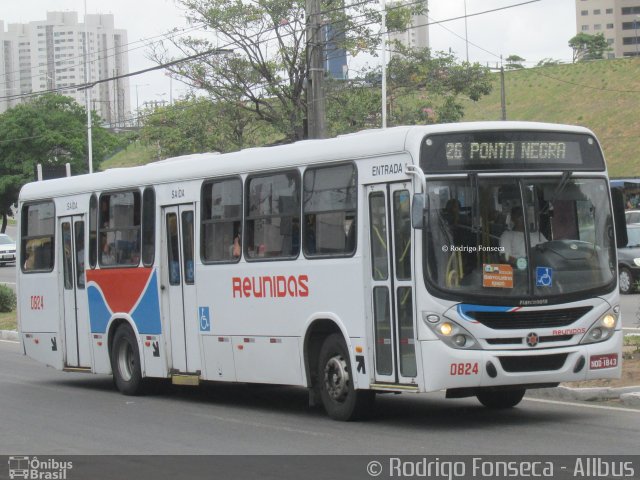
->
[8,456,73,479]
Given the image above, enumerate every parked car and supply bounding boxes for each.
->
[0,233,16,266]
[625,209,640,224]
[618,224,640,293]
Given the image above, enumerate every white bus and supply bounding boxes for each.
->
[17,122,626,420]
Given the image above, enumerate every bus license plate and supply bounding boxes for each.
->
[589,354,618,370]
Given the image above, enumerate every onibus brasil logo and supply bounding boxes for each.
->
[8,456,73,479]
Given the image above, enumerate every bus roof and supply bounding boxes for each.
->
[19,121,595,202]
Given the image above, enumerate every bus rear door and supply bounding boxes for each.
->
[59,215,91,368]
[367,183,418,385]
[161,205,201,375]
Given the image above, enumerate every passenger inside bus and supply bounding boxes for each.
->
[500,205,547,263]
[231,232,241,258]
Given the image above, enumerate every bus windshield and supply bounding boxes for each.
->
[423,176,616,302]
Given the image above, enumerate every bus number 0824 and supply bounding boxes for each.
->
[450,362,479,376]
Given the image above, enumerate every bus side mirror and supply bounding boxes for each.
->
[611,187,628,248]
[412,193,426,229]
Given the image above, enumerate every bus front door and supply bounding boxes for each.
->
[367,183,417,385]
[161,205,200,374]
[59,215,90,368]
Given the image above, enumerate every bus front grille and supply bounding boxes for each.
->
[498,353,568,373]
[467,306,592,330]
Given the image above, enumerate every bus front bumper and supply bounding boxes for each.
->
[419,329,623,393]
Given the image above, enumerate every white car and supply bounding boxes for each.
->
[0,233,16,265]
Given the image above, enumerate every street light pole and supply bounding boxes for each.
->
[84,0,93,174]
[464,0,469,63]
[380,0,387,129]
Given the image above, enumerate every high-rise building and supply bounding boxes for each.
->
[325,24,347,80]
[575,0,640,58]
[388,0,429,58]
[0,12,130,126]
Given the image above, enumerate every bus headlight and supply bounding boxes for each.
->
[423,315,480,350]
[439,322,453,336]
[580,312,618,345]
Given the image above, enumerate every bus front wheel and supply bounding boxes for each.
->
[317,333,375,421]
[110,324,144,396]
[476,388,526,409]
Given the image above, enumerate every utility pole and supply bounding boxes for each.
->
[306,0,326,138]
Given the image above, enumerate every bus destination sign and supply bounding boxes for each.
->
[446,141,570,162]
[421,130,605,172]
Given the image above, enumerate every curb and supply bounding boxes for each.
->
[528,384,640,402]
[620,392,640,407]
[0,329,18,341]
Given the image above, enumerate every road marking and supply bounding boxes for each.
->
[525,397,640,413]
[0,282,15,285]
[623,327,640,332]
[0,339,19,344]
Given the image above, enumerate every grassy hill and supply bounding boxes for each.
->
[461,57,640,178]
[101,142,158,170]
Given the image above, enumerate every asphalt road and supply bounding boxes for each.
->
[0,340,638,455]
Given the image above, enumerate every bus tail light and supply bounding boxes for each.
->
[580,312,618,345]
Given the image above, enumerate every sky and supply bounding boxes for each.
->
[0,0,577,114]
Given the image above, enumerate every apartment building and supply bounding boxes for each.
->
[0,11,130,126]
[388,0,429,58]
[576,0,640,57]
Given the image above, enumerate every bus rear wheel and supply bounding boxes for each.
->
[476,388,526,409]
[317,334,375,421]
[111,324,145,396]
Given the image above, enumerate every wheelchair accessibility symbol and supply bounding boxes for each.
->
[199,306,211,332]
[536,267,553,287]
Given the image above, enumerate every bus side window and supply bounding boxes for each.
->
[245,171,300,260]
[89,194,98,268]
[303,163,357,258]
[201,177,242,263]
[142,187,155,266]
[98,191,141,267]
[21,201,55,273]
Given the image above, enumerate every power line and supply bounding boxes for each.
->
[0,47,232,102]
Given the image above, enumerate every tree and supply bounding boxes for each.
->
[0,94,119,232]
[505,54,525,70]
[140,95,279,159]
[536,58,561,67]
[150,0,390,142]
[385,45,493,125]
[569,33,611,62]
[149,0,432,142]
[325,78,380,137]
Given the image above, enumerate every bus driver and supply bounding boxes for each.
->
[500,206,547,263]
